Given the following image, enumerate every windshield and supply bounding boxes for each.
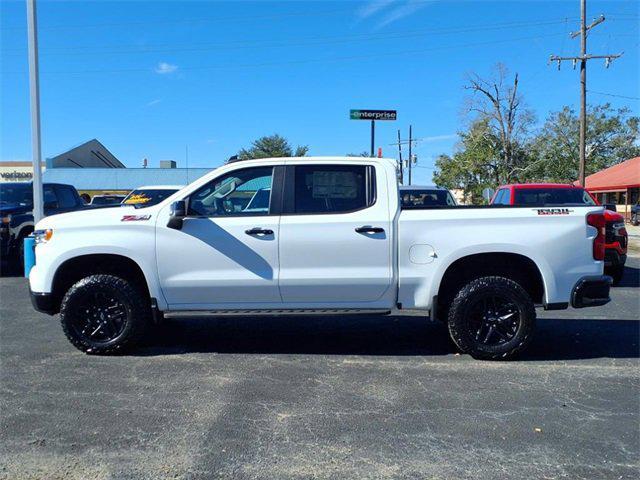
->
[122,189,178,207]
[514,188,596,206]
[0,184,32,206]
[401,189,456,207]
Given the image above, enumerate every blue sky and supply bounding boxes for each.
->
[1,0,638,184]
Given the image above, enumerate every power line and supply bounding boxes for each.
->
[2,32,568,75]
[2,18,579,56]
[1,6,356,31]
[588,90,640,100]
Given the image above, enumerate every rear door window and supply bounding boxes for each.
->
[291,165,374,214]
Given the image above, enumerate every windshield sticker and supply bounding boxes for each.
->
[123,193,151,205]
[121,215,152,222]
[535,208,573,215]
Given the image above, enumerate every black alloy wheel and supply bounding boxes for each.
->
[447,276,536,360]
[69,291,129,344]
[465,294,520,346]
[60,274,149,354]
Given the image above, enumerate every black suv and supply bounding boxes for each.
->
[1,182,85,271]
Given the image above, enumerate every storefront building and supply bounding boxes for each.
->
[0,162,45,183]
[583,156,639,221]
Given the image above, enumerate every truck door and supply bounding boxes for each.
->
[156,166,283,308]
[278,163,393,306]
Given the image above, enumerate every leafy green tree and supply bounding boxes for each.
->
[237,134,308,160]
[433,119,503,204]
[527,104,640,182]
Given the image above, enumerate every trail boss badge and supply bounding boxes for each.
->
[535,208,573,215]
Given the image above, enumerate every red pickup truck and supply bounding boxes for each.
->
[491,183,628,284]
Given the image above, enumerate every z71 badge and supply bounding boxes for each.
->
[121,215,152,222]
[535,208,573,216]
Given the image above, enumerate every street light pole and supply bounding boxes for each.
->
[26,0,44,223]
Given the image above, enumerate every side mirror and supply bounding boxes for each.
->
[603,203,617,212]
[167,200,186,230]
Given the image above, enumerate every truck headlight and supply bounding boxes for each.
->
[34,229,54,244]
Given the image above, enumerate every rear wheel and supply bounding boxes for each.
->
[447,276,536,360]
[607,265,625,286]
[60,274,149,354]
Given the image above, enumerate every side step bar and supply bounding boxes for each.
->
[164,309,392,317]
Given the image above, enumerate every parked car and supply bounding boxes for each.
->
[632,202,640,226]
[400,185,457,207]
[89,194,126,206]
[29,158,612,359]
[491,183,628,284]
[1,182,85,270]
[121,185,183,207]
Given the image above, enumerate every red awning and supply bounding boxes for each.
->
[576,157,640,192]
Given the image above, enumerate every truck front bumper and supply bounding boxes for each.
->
[571,275,612,308]
[29,289,57,315]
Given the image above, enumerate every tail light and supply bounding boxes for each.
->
[587,212,606,261]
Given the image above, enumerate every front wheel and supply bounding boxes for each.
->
[60,274,150,354]
[447,276,536,360]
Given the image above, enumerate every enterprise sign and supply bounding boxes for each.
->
[350,109,397,121]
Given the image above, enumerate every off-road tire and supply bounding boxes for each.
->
[607,265,625,286]
[447,276,536,360]
[60,274,150,354]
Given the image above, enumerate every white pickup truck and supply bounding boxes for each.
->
[29,157,611,359]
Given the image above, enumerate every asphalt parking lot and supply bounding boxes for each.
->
[1,259,639,480]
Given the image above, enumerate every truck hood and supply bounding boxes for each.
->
[35,205,158,230]
[0,203,32,216]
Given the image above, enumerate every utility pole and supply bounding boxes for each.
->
[26,0,44,223]
[550,0,622,186]
[397,129,403,184]
[408,125,413,185]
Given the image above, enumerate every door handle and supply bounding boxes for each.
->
[355,226,385,234]
[245,227,274,236]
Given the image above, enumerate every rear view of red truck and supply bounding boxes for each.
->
[491,183,628,284]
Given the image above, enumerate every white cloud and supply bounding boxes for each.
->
[155,62,178,74]
[146,99,162,107]
[377,0,432,28]
[421,134,457,143]
[357,0,396,19]
[357,1,433,29]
